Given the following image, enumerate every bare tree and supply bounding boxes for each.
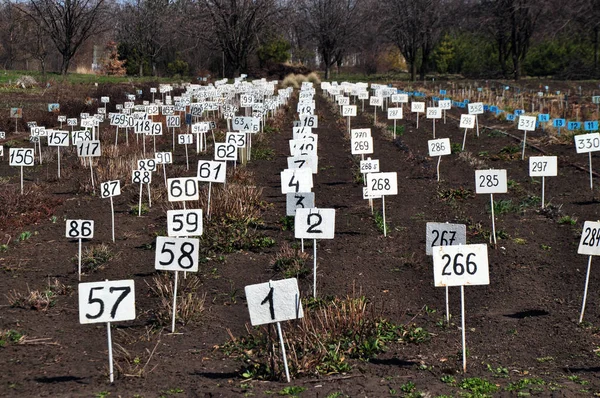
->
[18,0,106,75]
[202,0,279,77]
[0,1,30,69]
[298,0,362,79]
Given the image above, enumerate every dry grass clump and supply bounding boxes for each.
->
[6,278,72,311]
[306,72,321,84]
[271,242,310,278]
[147,273,206,326]
[222,294,428,380]
[282,74,299,89]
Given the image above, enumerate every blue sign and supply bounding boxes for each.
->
[538,114,550,122]
[432,96,440,102]
[553,119,566,127]
[568,121,581,131]
[490,106,498,113]
[185,113,192,125]
[515,110,525,116]
[483,105,489,112]
[506,114,515,121]
[440,90,447,95]
[584,121,599,131]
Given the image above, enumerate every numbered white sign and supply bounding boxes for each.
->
[391,94,408,103]
[76,140,101,157]
[155,152,173,164]
[178,134,193,145]
[360,158,380,174]
[100,180,121,198]
[388,107,403,119]
[166,115,180,128]
[286,192,315,216]
[351,128,371,139]
[300,115,318,128]
[132,169,152,184]
[342,105,357,117]
[366,172,398,196]
[281,168,313,193]
[245,278,304,326]
[459,114,475,129]
[518,115,536,131]
[167,177,199,202]
[78,280,135,324]
[295,208,336,239]
[287,154,318,174]
[411,102,425,113]
[433,244,489,286]
[167,209,203,237]
[475,169,507,194]
[9,148,34,166]
[155,236,199,272]
[578,221,600,256]
[197,160,226,183]
[351,136,373,155]
[226,132,247,148]
[575,133,600,154]
[138,158,157,172]
[428,138,451,156]
[363,186,382,199]
[438,100,451,110]
[426,107,442,119]
[467,102,484,115]
[214,143,238,161]
[370,97,383,107]
[47,131,70,146]
[425,222,466,255]
[66,219,94,239]
[529,156,557,177]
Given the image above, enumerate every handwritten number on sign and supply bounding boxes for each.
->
[261,287,275,320]
[85,286,131,320]
[441,253,477,276]
[306,213,323,234]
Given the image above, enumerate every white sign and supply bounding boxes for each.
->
[529,156,557,177]
[198,160,226,183]
[388,107,403,120]
[214,143,238,161]
[155,236,200,272]
[295,208,336,239]
[468,102,484,115]
[426,107,442,119]
[351,136,373,155]
[518,115,536,131]
[245,278,304,326]
[575,133,600,154]
[78,280,135,324]
[411,102,425,113]
[76,140,101,157]
[475,169,507,194]
[9,148,34,166]
[132,169,152,184]
[167,209,203,237]
[342,105,357,117]
[460,114,475,129]
[48,131,70,146]
[428,138,451,156]
[281,168,313,193]
[66,219,94,239]
[100,180,121,198]
[433,244,489,286]
[438,100,451,110]
[578,221,600,256]
[168,177,199,202]
[366,172,398,196]
[360,158,380,174]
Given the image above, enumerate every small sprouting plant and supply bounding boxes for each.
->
[558,215,577,225]
[18,231,33,241]
[440,375,456,384]
[278,386,306,396]
[129,203,149,215]
[400,381,415,393]
[374,211,389,234]
[78,244,115,273]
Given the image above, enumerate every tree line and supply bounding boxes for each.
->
[0,0,598,81]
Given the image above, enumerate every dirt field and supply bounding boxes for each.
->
[2,80,600,397]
